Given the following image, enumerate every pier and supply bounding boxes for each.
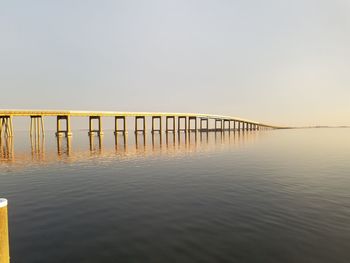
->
[0,110,284,138]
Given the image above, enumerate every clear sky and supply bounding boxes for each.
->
[1,0,349,126]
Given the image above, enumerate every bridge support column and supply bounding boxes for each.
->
[166,116,175,132]
[177,116,187,133]
[223,119,230,131]
[151,116,162,133]
[229,120,234,131]
[88,116,103,136]
[215,119,223,132]
[188,117,197,132]
[30,116,45,137]
[135,116,146,133]
[56,115,72,137]
[200,118,209,132]
[115,116,127,134]
[0,116,13,138]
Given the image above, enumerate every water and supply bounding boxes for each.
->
[1,129,350,263]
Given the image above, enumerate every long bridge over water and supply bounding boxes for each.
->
[0,110,284,137]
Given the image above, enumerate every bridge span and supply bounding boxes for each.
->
[0,110,284,137]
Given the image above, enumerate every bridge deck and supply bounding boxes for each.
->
[0,109,281,128]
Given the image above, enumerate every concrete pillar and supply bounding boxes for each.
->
[41,117,45,136]
[0,117,13,138]
[56,116,61,137]
[188,117,197,132]
[115,116,127,134]
[30,116,45,137]
[151,116,162,133]
[66,116,72,136]
[223,120,230,131]
[215,119,222,132]
[166,116,175,132]
[56,116,72,137]
[229,120,234,131]
[0,198,9,263]
[177,116,187,132]
[9,117,13,137]
[0,118,3,137]
[88,116,104,136]
[135,116,146,133]
[200,118,209,132]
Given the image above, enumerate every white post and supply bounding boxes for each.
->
[0,198,10,263]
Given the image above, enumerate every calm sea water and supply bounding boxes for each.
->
[0,129,350,263]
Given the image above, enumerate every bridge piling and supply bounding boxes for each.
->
[188,117,197,132]
[56,116,72,137]
[135,116,146,133]
[215,119,223,132]
[178,116,187,133]
[115,116,127,134]
[200,118,209,132]
[30,116,45,137]
[88,116,104,136]
[166,116,176,133]
[223,119,230,131]
[0,117,13,138]
[151,116,162,133]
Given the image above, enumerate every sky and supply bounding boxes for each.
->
[1,0,349,127]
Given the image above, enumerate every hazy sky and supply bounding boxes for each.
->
[1,0,349,126]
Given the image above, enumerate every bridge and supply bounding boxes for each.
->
[0,109,284,137]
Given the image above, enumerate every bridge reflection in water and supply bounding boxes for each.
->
[0,130,266,166]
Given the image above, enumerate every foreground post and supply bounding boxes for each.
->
[0,198,9,263]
